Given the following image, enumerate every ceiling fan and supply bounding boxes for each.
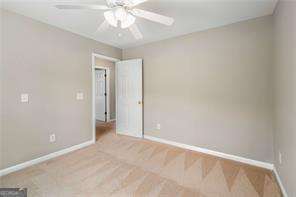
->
[55,0,174,40]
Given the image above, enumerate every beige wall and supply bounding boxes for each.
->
[2,7,295,194]
[95,58,116,120]
[0,10,121,169]
[123,16,274,163]
[273,1,296,196]
[0,7,3,170]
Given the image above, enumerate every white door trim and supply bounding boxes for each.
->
[92,53,120,62]
[95,67,110,122]
[92,53,120,143]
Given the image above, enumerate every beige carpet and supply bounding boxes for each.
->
[96,120,116,141]
[1,128,281,197]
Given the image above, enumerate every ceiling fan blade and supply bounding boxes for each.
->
[132,8,174,26]
[96,20,110,33]
[130,0,148,6]
[129,24,143,40]
[105,0,114,7]
[55,4,109,10]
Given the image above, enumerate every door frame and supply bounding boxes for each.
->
[92,53,120,143]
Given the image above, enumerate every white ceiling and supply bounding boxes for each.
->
[1,0,278,49]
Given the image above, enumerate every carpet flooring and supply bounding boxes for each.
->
[0,122,281,196]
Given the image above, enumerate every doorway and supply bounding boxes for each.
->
[93,55,116,141]
[95,67,115,140]
[92,53,143,143]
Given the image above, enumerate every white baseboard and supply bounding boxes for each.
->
[109,119,116,122]
[273,167,288,197]
[0,140,94,177]
[144,135,274,170]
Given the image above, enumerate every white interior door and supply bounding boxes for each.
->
[116,59,143,138]
[95,69,106,121]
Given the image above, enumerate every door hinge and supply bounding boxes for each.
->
[104,112,107,115]
[104,93,107,96]
[104,74,107,77]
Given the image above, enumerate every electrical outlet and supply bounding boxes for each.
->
[156,123,161,130]
[279,151,282,164]
[49,134,56,143]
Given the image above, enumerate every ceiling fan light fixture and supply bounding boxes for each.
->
[121,13,136,29]
[115,7,127,21]
[104,10,118,27]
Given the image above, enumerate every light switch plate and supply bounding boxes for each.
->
[76,92,84,100]
[21,94,29,103]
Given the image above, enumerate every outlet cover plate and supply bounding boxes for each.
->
[157,124,161,130]
[50,134,56,143]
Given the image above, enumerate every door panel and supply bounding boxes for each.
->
[116,59,143,138]
[95,69,106,121]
